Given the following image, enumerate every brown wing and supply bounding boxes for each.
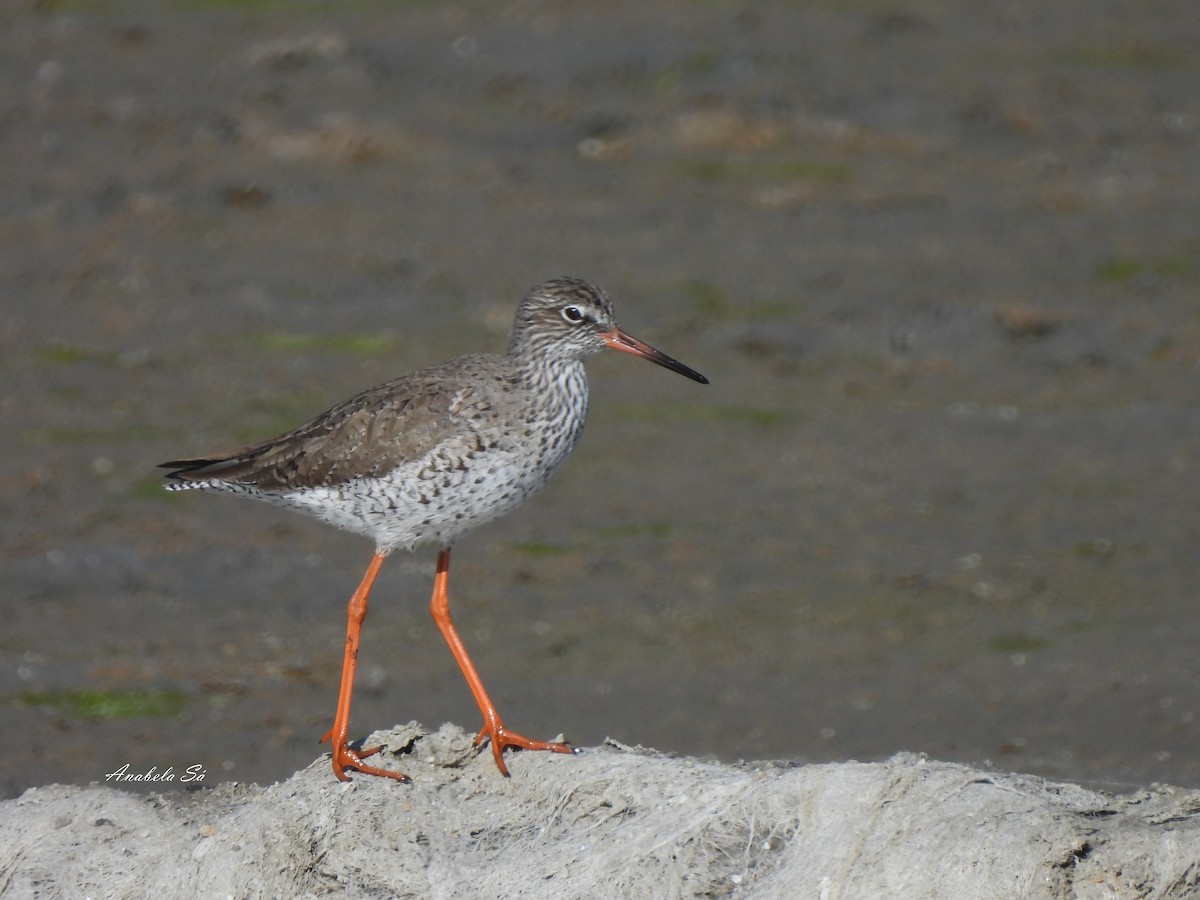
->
[160,361,497,492]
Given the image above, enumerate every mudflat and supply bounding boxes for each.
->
[2,1,1197,800]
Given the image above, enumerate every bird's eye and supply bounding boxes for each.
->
[561,305,586,324]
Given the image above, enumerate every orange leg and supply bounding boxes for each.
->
[319,552,409,783]
[430,546,574,776]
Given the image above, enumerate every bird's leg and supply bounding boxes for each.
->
[319,551,409,782]
[430,547,574,776]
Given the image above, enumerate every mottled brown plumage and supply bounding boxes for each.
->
[161,380,464,489]
[161,276,707,782]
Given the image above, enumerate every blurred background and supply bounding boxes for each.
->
[2,0,1198,799]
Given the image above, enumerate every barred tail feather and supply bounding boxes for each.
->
[159,456,244,491]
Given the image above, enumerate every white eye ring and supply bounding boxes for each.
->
[561,305,585,324]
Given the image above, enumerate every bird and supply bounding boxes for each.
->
[160,276,708,782]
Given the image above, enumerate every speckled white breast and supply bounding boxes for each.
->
[264,361,589,553]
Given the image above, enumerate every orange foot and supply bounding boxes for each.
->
[474,718,575,777]
[320,730,411,783]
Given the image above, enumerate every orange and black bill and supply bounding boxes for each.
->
[602,329,709,384]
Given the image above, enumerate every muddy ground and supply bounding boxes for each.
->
[1,0,1198,801]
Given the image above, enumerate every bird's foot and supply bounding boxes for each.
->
[320,729,411,783]
[473,720,575,777]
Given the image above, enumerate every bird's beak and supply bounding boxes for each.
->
[601,328,709,384]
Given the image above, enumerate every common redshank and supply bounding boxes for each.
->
[160,277,707,782]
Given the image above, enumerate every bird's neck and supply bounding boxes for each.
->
[511,353,588,398]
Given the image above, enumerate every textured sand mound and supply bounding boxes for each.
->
[3,723,1198,898]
